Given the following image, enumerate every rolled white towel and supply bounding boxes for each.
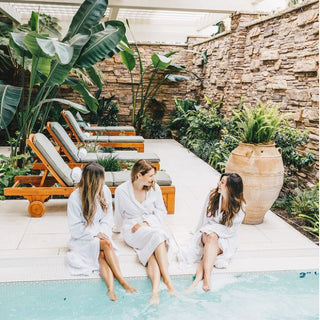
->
[77,147,87,160]
[71,167,82,184]
[83,132,91,138]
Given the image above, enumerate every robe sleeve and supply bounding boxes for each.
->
[67,191,97,241]
[98,187,113,238]
[193,192,211,233]
[142,184,167,227]
[113,187,124,232]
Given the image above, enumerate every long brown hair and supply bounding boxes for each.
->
[131,159,157,191]
[78,163,107,226]
[206,173,245,227]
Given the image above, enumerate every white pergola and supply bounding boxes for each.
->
[0,0,288,43]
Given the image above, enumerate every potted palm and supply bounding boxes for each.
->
[225,103,284,224]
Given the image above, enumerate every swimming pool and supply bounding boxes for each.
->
[0,270,318,320]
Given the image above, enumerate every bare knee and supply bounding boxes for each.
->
[206,233,219,243]
[100,239,113,250]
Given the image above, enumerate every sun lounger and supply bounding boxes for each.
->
[62,110,144,152]
[4,133,175,217]
[46,121,160,169]
[75,112,136,136]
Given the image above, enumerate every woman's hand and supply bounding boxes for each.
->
[131,221,149,233]
[96,232,109,240]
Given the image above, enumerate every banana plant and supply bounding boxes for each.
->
[2,0,126,159]
[121,21,199,133]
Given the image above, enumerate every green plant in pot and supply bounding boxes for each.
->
[225,102,284,224]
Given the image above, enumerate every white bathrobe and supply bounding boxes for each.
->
[178,193,245,269]
[114,181,170,266]
[67,186,117,276]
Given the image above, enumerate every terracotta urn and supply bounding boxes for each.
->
[225,142,284,224]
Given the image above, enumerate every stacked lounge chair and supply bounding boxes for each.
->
[4,133,175,217]
[62,110,144,152]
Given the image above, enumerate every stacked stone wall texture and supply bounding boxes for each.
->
[189,0,318,185]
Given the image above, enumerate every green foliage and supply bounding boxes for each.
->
[274,124,315,170]
[1,0,126,161]
[97,155,122,172]
[120,22,198,132]
[0,154,32,200]
[291,184,319,235]
[234,103,282,144]
[89,92,119,127]
[167,98,200,138]
[184,103,224,143]
[141,115,167,139]
[208,129,239,172]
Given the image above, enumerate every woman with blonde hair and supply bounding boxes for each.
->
[114,159,176,305]
[67,163,136,301]
[178,173,245,292]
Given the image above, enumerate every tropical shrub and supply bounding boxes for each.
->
[0,0,128,160]
[291,184,319,236]
[97,155,122,172]
[141,116,167,139]
[89,92,119,127]
[0,154,32,199]
[120,21,200,132]
[167,98,200,139]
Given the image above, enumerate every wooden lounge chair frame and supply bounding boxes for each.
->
[4,135,175,217]
[46,122,160,170]
[62,110,144,152]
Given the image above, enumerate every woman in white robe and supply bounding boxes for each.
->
[67,163,136,301]
[114,159,176,305]
[178,173,245,292]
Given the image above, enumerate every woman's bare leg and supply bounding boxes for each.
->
[99,252,117,301]
[100,240,137,293]
[185,260,204,293]
[154,241,176,293]
[202,233,222,291]
[147,254,161,305]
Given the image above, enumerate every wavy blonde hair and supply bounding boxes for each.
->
[78,163,107,226]
[131,159,157,191]
[206,173,245,227]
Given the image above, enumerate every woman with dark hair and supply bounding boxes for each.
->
[114,159,176,305]
[178,173,246,292]
[67,163,136,301]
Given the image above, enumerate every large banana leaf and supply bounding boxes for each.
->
[0,84,22,129]
[85,66,103,89]
[151,54,171,69]
[9,32,31,58]
[45,34,89,87]
[36,38,74,65]
[64,77,98,113]
[37,98,89,114]
[75,21,125,68]
[23,31,51,58]
[63,0,108,42]
[120,36,135,71]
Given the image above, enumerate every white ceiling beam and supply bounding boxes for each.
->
[0,3,21,23]
[0,0,264,13]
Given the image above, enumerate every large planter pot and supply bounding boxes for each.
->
[225,142,284,225]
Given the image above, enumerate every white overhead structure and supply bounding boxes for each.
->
[0,0,288,43]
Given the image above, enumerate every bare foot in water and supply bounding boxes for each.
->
[149,292,160,306]
[122,282,137,293]
[108,290,118,301]
[202,277,211,291]
[184,283,196,294]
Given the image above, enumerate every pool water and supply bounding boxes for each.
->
[0,271,318,320]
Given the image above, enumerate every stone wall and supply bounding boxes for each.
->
[188,0,319,185]
[60,43,191,125]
